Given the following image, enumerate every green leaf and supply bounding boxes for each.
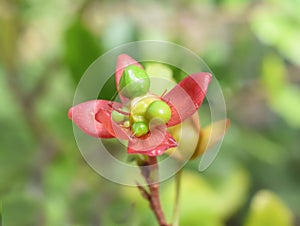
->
[244,190,294,226]
[97,73,118,100]
[261,53,286,97]
[64,19,102,84]
[3,194,44,226]
[160,168,250,225]
[271,85,300,127]
[262,54,300,127]
[0,17,18,69]
[251,3,300,65]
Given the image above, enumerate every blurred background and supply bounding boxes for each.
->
[0,0,300,225]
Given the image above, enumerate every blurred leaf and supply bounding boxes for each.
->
[102,16,139,50]
[228,124,285,163]
[271,85,300,127]
[3,194,44,226]
[262,54,300,127]
[251,3,300,65]
[98,74,117,100]
[45,195,67,226]
[244,190,294,226]
[160,168,249,225]
[261,53,286,97]
[0,12,18,69]
[213,167,250,219]
[170,65,187,83]
[64,19,102,84]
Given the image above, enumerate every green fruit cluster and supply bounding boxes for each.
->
[113,65,172,138]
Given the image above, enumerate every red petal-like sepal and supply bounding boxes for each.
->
[164,72,212,127]
[127,126,177,156]
[95,103,131,140]
[68,100,114,138]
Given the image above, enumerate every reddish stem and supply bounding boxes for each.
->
[138,156,171,226]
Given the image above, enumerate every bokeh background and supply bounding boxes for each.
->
[1,0,300,225]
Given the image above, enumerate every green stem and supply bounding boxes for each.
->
[172,169,182,226]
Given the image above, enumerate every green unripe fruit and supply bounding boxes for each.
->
[146,100,172,124]
[119,65,150,99]
[132,122,149,137]
[131,97,156,116]
[130,96,157,123]
[112,110,125,123]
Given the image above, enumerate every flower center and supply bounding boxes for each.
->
[113,64,172,138]
[130,96,158,124]
[130,96,172,137]
[111,95,172,138]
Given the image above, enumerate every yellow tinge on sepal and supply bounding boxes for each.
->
[166,113,200,161]
[191,119,230,160]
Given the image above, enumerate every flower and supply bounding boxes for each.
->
[68,54,211,156]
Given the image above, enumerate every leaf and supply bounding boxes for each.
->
[261,53,286,97]
[101,16,139,50]
[64,19,102,84]
[3,194,44,226]
[244,190,294,226]
[271,85,300,127]
[262,54,300,127]
[251,3,300,65]
[0,16,18,69]
[160,168,250,226]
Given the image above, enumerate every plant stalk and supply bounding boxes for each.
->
[138,156,171,226]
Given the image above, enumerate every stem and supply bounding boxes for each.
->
[172,169,182,226]
[138,156,171,226]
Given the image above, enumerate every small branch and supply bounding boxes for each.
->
[137,183,150,200]
[138,156,171,226]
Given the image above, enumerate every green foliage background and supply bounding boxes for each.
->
[0,0,299,225]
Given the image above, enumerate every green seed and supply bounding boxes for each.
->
[112,110,125,123]
[119,65,150,99]
[132,122,149,137]
[146,100,172,124]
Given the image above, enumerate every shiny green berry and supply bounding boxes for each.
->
[119,65,150,99]
[112,110,125,123]
[130,96,157,123]
[132,122,149,137]
[146,100,172,124]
